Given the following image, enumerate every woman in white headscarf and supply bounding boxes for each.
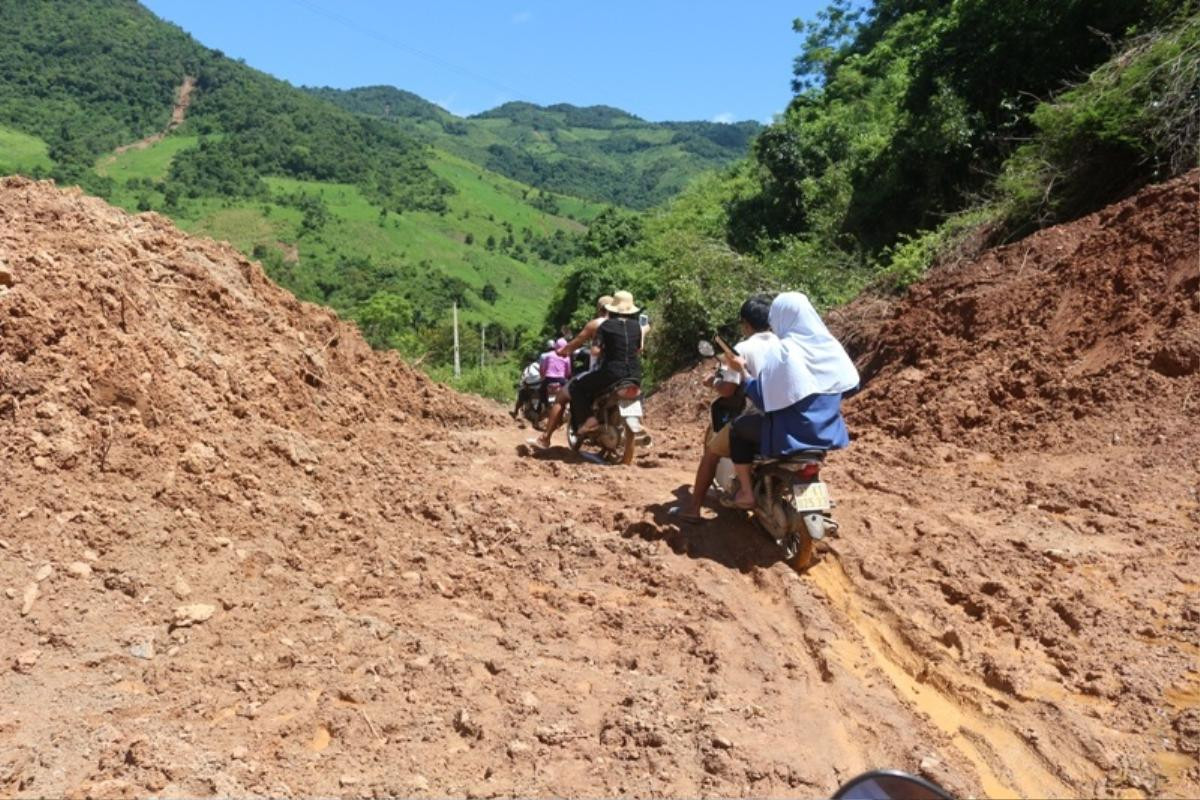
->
[724,291,859,509]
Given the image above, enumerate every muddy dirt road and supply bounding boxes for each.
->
[1,173,1197,798]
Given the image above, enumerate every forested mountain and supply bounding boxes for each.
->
[0,0,447,210]
[307,86,762,209]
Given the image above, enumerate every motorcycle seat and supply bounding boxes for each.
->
[755,449,827,465]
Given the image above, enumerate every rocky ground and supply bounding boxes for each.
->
[0,173,1197,798]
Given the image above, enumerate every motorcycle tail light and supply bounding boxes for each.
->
[617,385,641,399]
[798,462,820,480]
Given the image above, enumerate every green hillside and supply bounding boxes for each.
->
[0,0,608,375]
[307,86,762,210]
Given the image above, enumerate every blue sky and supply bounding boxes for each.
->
[141,0,829,123]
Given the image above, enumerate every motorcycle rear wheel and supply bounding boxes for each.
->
[785,530,815,571]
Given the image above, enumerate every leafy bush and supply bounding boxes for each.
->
[996,13,1200,233]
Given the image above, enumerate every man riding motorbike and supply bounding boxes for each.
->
[670,294,775,523]
[535,290,643,449]
[724,292,859,509]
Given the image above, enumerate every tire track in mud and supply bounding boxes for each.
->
[805,552,1083,798]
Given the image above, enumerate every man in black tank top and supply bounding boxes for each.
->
[535,291,643,448]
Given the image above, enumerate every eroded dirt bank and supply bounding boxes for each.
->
[0,173,1197,798]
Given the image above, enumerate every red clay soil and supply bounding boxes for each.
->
[1,172,1198,799]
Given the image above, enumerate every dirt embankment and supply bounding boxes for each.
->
[0,171,1197,800]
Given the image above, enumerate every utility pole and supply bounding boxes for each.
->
[452,302,461,378]
[480,323,486,368]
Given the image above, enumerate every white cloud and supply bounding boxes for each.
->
[711,112,735,124]
[512,10,532,23]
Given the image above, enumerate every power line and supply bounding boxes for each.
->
[288,0,528,105]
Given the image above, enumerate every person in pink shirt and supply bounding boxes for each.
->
[539,337,572,406]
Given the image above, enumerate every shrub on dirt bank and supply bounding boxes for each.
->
[996,14,1200,234]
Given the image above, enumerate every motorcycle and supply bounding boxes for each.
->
[699,339,840,569]
[516,379,548,429]
[564,380,645,465]
[517,378,570,430]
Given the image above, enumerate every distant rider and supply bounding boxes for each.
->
[535,290,643,448]
[511,340,554,419]
[538,337,573,406]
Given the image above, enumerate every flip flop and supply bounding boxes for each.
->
[667,506,706,524]
[526,437,551,450]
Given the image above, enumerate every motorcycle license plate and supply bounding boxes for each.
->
[618,399,643,418]
[791,481,831,511]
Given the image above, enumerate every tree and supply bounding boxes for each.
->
[355,291,414,350]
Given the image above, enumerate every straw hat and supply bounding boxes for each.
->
[604,290,640,315]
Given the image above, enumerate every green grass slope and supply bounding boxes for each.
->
[93,134,604,350]
[307,87,762,210]
[0,124,51,174]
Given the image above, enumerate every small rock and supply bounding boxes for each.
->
[301,497,324,517]
[20,583,38,616]
[535,723,571,746]
[230,745,248,761]
[172,603,217,627]
[83,549,99,562]
[519,691,540,712]
[401,571,422,584]
[67,561,92,578]
[129,641,155,660]
[453,709,482,739]
[4,588,13,599]
[712,734,734,749]
[506,740,531,758]
[339,776,360,787]
[213,536,232,548]
[0,262,13,287]
[409,775,430,792]
[34,564,53,582]
[172,576,192,598]
[13,649,40,672]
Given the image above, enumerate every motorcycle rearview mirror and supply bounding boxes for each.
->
[697,340,715,358]
[833,770,955,800]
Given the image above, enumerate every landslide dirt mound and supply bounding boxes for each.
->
[2,172,1198,800]
[834,170,1200,451]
